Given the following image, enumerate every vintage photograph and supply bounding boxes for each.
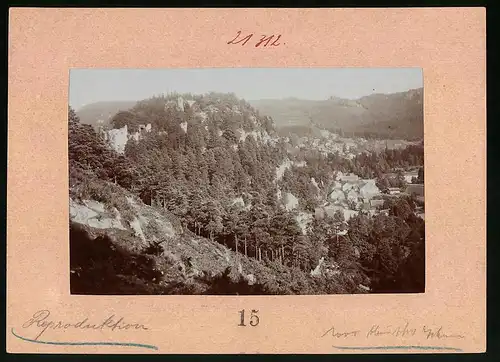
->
[69,68,425,295]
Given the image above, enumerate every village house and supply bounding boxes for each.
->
[387,187,401,195]
[332,181,342,189]
[386,140,406,149]
[359,179,381,199]
[405,183,424,197]
[369,199,385,209]
[339,173,359,183]
[347,189,359,202]
[342,182,355,192]
[138,123,152,132]
[403,170,419,183]
[314,205,359,221]
[314,207,325,220]
[328,189,345,202]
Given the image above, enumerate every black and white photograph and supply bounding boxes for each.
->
[68,68,425,295]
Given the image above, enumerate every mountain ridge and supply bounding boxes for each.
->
[249,87,423,140]
[75,88,423,140]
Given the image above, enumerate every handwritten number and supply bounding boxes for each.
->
[227,31,242,44]
[240,35,253,46]
[228,32,282,47]
[270,35,281,46]
[255,35,281,47]
[255,35,274,48]
[238,309,259,327]
[227,31,253,46]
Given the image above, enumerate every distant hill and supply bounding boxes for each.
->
[250,88,423,140]
[76,101,137,129]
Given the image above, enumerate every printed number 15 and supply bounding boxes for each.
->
[238,309,259,327]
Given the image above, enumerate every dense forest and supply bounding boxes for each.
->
[69,92,425,294]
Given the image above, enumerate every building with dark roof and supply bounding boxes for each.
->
[406,184,424,197]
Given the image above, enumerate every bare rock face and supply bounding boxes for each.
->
[295,212,313,235]
[310,257,342,278]
[310,257,325,276]
[358,284,370,292]
[283,192,299,211]
[180,121,188,133]
[275,159,293,182]
[125,196,178,238]
[177,96,185,111]
[104,123,152,154]
[69,199,126,230]
[106,125,128,154]
[231,197,245,208]
[129,217,146,242]
[310,177,320,191]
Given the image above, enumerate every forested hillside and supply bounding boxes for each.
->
[250,88,423,140]
[69,91,425,295]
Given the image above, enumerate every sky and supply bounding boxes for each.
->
[69,68,423,111]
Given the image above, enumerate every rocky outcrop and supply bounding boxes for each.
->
[106,125,129,154]
[358,284,370,292]
[70,199,126,230]
[310,257,325,276]
[275,159,293,182]
[180,121,188,133]
[295,212,313,235]
[310,257,341,277]
[103,123,152,154]
[177,96,185,111]
[129,217,146,242]
[283,192,299,211]
[311,177,320,190]
[231,197,245,208]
